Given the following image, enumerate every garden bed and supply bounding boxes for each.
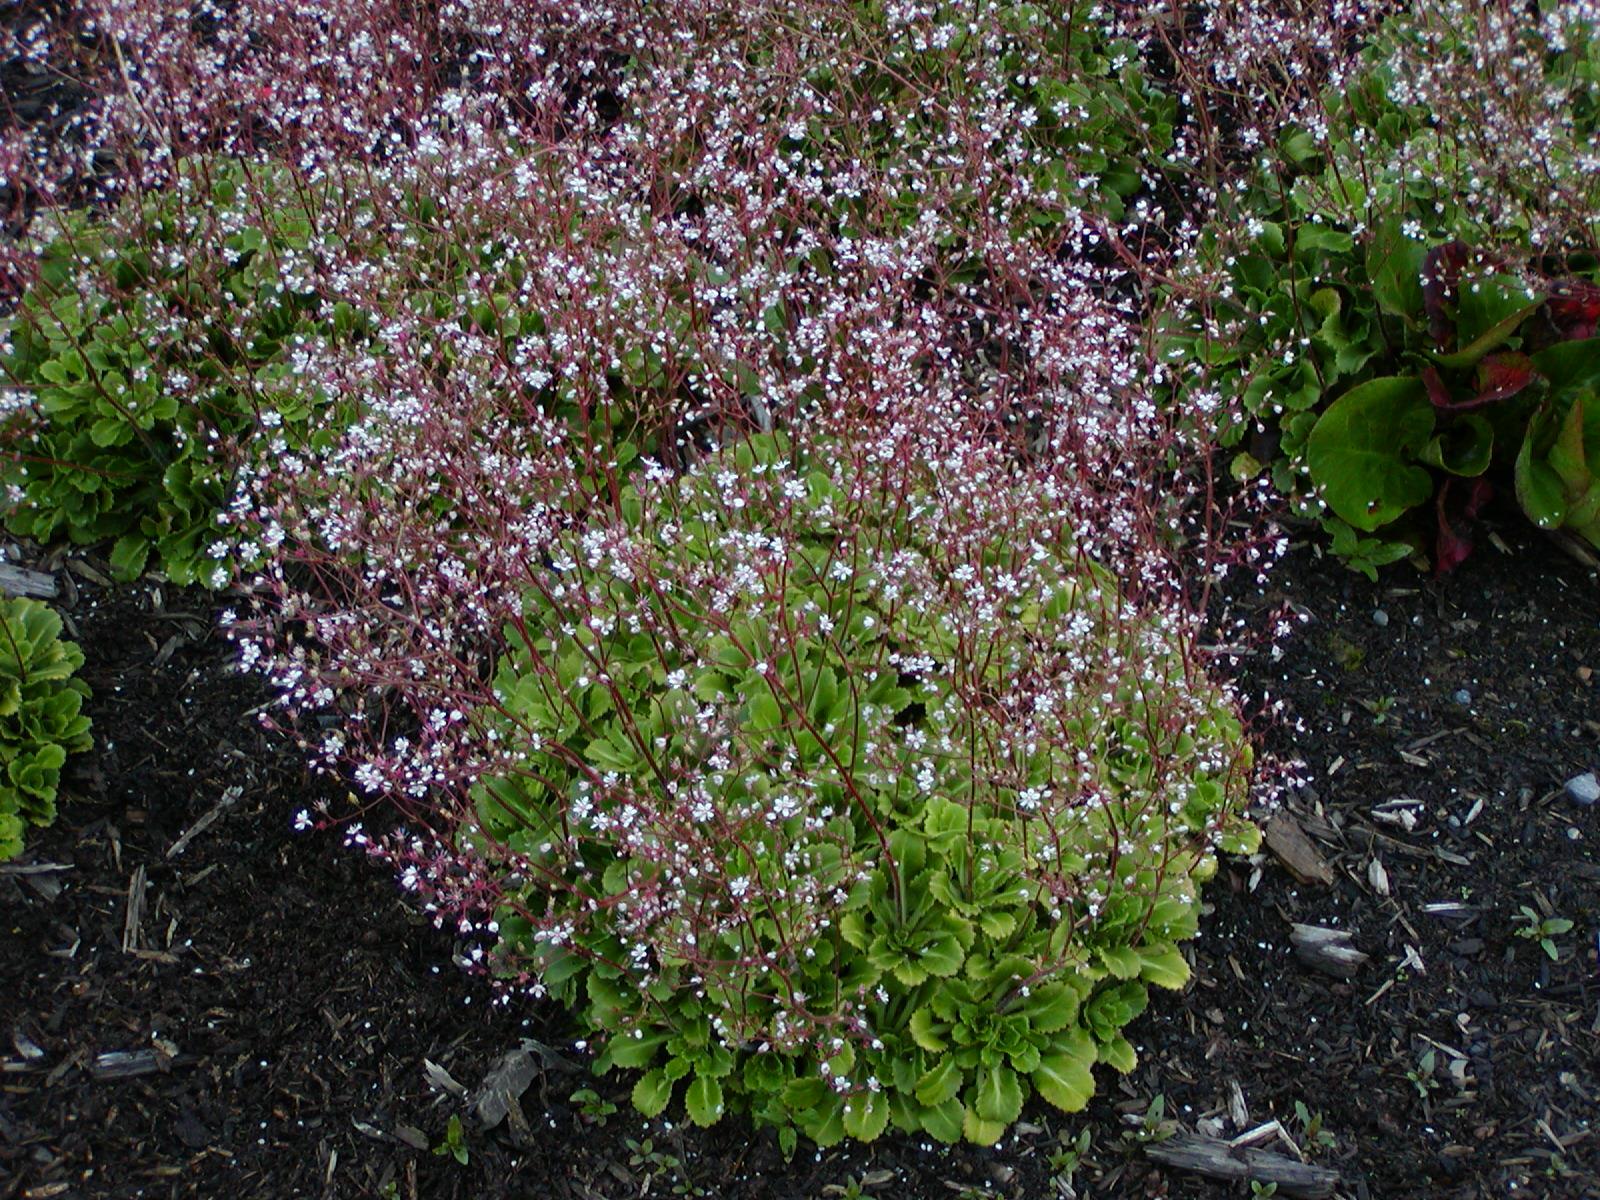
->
[2,513,1594,1200]
[3,1,1599,1196]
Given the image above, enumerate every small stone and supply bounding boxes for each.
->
[1451,689,1472,706]
[1372,609,1389,627]
[1563,772,1599,807]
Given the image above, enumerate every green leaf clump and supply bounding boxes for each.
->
[1157,1,1600,577]
[0,158,353,586]
[467,429,1254,1148]
[0,597,92,861]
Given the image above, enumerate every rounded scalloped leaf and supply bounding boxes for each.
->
[961,1105,1007,1147]
[1032,1028,1097,1113]
[914,1056,963,1108]
[972,1065,1024,1126]
[630,1069,673,1118]
[921,1096,965,1144]
[684,1074,725,1127]
[1307,377,1436,531]
[840,1088,890,1141]
[1137,944,1192,990]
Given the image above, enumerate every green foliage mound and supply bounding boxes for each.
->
[0,159,355,586]
[467,431,1256,1149]
[0,597,91,860]
[1159,1,1600,577]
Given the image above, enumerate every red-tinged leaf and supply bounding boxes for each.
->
[1434,477,1494,576]
[1546,280,1600,342]
[1435,513,1472,575]
[1423,354,1539,412]
[1421,366,1453,410]
[1421,242,1469,348]
[1473,353,1536,405]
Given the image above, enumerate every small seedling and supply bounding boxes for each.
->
[626,1136,705,1195]
[1250,1181,1279,1198]
[1292,1101,1336,1155]
[1407,1049,1439,1100]
[432,1114,468,1165]
[1511,905,1573,962]
[1122,1094,1177,1147]
[821,1176,867,1200]
[1047,1127,1092,1179]
[568,1086,618,1125]
[1360,695,1396,725]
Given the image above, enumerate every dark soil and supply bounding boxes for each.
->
[1,518,1597,1200]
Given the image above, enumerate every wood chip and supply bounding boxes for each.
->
[1289,924,1369,979]
[1230,1119,1284,1148]
[0,562,58,599]
[65,559,112,587]
[472,1044,539,1130]
[422,1058,467,1099]
[1264,813,1335,886]
[1145,1133,1340,1198]
[1371,799,1424,832]
[1226,1080,1249,1130]
[90,1045,182,1080]
[1367,857,1390,896]
[121,866,146,954]
[166,787,242,859]
[0,861,74,876]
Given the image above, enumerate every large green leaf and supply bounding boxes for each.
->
[1306,377,1436,530]
[1420,414,1493,477]
[1433,281,1544,369]
[1366,214,1425,321]
[684,1074,725,1127]
[841,1089,890,1141]
[1515,411,1569,529]
[973,1064,1023,1125]
[1452,275,1544,354]
[631,1069,674,1118]
[1533,338,1600,398]
[1033,1029,1097,1113]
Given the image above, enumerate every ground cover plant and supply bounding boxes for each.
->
[450,428,1255,1148]
[1154,0,1600,576]
[0,0,1595,1188]
[0,156,367,585]
[0,594,90,859]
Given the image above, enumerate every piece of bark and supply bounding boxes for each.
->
[0,562,57,599]
[472,1044,538,1130]
[1264,813,1335,886]
[166,787,241,858]
[121,865,146,953]
[0,862,73,876]
[91,1043,182,1080]
[1146,1133,1340,1198]
[1289,924,1369,979]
